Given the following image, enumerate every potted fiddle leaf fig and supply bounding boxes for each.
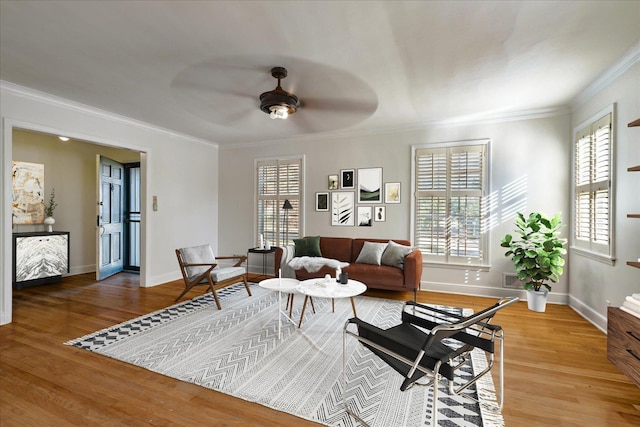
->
[500,212,567,312]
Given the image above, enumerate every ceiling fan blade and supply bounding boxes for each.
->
[300,97,378,114]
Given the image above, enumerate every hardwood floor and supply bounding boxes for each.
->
[1,272,639,426]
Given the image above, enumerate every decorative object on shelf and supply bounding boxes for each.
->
[357,167,382,203]
[282,199,293,244]
[43,216,56,232]
[328,174,338,190]
[331,191,354,226]
[259,67,299,120]
[374,206,386,222]
[340,169,355,189]
[357,206,372,226]
[385,182,401,203]
[315,192,328,211]
[11,161,45,225]
[44,188,58,232]
[501,212,567,312]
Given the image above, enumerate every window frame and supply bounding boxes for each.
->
[255,155,304,247]
[571,105,616,264]
[411,139,490,268]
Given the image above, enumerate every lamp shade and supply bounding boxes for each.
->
[282,199,293,210]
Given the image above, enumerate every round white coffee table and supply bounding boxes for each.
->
[259,277,300,339]
[297,278,367,328]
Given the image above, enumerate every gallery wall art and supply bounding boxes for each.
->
[358,167,382,203]
[385,182,400,203]
[316,192,329,211]
[320,166,401,226]
[331,191,354,226]
[12,161,45,224]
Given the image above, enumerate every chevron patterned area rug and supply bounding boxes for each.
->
[67,284,504,427]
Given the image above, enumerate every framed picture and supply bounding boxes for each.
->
[357,167,382,203]
[331,191,355,226]
[374,205,386,222]
[315,192,329,211]
[328,174,339,190]
[340,169,355,189]
[357,206,372,226]
[385,182,400,204]
[12,161,45,225]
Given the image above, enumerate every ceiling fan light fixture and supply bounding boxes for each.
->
[269,105,289,119]
[259,67,299,120]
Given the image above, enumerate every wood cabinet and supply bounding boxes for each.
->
[13,231,70,290]
[627,118,640,268]
[607,307,640,387]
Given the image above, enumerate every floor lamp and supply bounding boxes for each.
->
[282,199,293,245]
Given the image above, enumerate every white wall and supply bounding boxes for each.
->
[569,61,640,331]
[1,83,220,325]
[219,113,571,302]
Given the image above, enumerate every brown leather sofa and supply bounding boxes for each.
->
[274,237,422,299]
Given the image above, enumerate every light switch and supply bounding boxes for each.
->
[153,196,158,211]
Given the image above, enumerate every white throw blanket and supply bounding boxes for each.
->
[288,256,349,273]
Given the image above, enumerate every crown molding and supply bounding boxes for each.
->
[571,41,640,110]
[0,81,217,149]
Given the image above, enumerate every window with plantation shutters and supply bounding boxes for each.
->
[573,110,613,257]
[413,141,488,265]
[256,157,303,247]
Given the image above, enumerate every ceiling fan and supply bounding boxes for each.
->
[171,56,379,135]
[259,67,299,120]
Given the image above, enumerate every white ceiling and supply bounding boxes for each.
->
[1,1,639,146]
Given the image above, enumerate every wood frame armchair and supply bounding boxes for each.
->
[175,245,251,309]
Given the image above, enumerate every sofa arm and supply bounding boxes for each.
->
[274,247,284,274]
[274,245,297,278]
[403,249,423,290]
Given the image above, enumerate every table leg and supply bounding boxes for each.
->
[298,295,309,328]
[288,294,295,318]
[350,296,357,317]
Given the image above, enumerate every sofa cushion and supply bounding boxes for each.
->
[318,237,353,262]
[344,263,405,288]
[355,241,388,265]
[381,240,414,269]
[293,236,322,257]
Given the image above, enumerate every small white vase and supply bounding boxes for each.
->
[44,216,55,232]
[527,289,548,312]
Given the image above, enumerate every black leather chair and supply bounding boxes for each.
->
[342,297,518,426]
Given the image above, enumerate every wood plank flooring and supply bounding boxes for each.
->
[1,273,639,426]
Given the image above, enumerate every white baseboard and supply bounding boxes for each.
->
[421,280,570,305]
[0,311,12,326]
[68,264,95,276]
[568,295,607,333]
[146,271,182,288]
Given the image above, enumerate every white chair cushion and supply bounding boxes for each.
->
[210,266,245,283]
[179,245,216,278]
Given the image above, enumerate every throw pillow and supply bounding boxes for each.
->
[355,241,388,266]
[381,240,413,269]
[293,236,322,257]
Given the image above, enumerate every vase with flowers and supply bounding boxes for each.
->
[44,188,57,232]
